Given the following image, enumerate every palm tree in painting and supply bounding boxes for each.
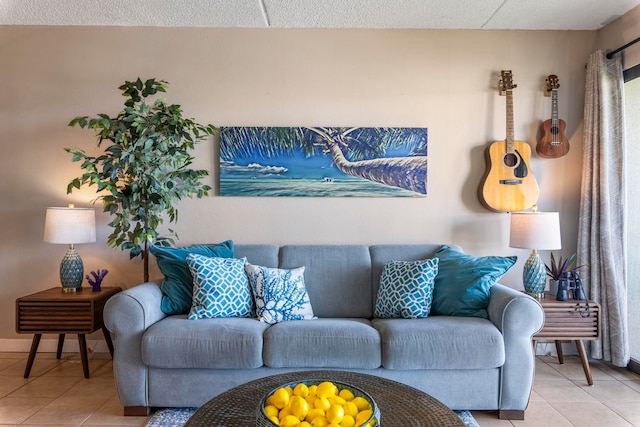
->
[220,127,427,194]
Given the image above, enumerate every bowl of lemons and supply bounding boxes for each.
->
[257,379,379,427]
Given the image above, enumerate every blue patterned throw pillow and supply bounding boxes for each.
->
[150,240,234,315]
[375,258,439,319]
[186,254,254,320]
[245,263,315,324]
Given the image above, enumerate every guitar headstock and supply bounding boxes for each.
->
[499,70,517,96]
[545,74,560,95]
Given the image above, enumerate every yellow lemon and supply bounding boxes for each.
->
[305,408,325,422]
[264,404,279,418]
[339,388,355,401]
[340,415,356,427]
[271,388,290,409]
[351,397,371,411]
[355,409,373,425]
[316,381,337,398]
[314,396,331,411]
[289,395,310,420]
[280,415,301,427]
[294,383,310,397]
[305,395,317,408]
[310,416,329,427]
[279,407,292,420]
[285,387,294,397]
[268,415,280,425]
[308,385,318,396]
[343,401,358,418]
[298,422,312,427]
[326,405,344,424]
[327,395,346,406]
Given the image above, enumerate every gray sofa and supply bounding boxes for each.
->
[104,244,544,419]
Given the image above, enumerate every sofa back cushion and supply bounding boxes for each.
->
[234,244,280,268]
[279,245,372,318]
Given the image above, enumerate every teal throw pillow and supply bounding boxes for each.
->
[245,263,315,324]
[432,245,516,318]
[150,240,234,315]
[187,254,254,319]
[375,258,439,319]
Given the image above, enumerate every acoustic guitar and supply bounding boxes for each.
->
[536,74,570,158]
[480,70,539,212]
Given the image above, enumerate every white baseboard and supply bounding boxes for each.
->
[0,338,111,353]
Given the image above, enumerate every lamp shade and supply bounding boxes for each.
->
[509,211,561,250]
[44,207,96,245]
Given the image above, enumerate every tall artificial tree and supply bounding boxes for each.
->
[67,78,215,282]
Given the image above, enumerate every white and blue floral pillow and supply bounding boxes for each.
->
[186,254,255,320]
[245,263,315,324]
[375,258,439,319]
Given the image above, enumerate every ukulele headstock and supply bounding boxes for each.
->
[545,74,560,96]
[499,70,517,96]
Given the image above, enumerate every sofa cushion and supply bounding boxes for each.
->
[372,317,505,370]
[187,255,254,320]
[279,245,372,318]
[263,318,381,369]
[245,263,315,324]
[142,316,270,369]
[150,240,234,315]
[234,244,280,268]
[431,245,516,318]
[375,258,439,319]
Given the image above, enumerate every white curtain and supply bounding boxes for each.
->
[578,50,629,367]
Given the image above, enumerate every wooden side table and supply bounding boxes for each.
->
[533,292,601,385]
[16,286,121,379]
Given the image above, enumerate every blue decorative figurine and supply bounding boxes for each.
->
[86,269,109,292]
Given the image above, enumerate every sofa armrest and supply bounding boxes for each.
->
[488,283,544,417]
[104,281,166,410]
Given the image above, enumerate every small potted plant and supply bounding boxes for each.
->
[545,252,578,296]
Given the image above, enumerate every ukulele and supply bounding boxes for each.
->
[536,75,570,158]
[480,70,539,212]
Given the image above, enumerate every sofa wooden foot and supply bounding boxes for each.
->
[499,409,525,420]
[124,406,150,416]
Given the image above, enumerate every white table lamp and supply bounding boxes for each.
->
[44,205,96,292]
[509,210,561,299]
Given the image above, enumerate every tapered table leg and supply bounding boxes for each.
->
[575,340,593,385]
[555,340,564,364]
[56,334,65,359]
[78,334,90,378]
[24,333,42,378]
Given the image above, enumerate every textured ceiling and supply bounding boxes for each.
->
[0,0,638,30]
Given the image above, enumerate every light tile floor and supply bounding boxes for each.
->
[0,351,638,426]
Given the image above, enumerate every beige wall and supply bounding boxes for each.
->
[0,26,597,347]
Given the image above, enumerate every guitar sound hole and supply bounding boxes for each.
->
[551,126,559,135]
[503,153,519,167]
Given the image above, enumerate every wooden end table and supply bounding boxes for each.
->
[16,286,121,379]
[532,292,601,385]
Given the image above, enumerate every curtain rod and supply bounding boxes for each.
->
[607,36,640,59]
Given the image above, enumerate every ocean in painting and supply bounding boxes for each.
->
[219,126,428,197]
[220,177,421,197]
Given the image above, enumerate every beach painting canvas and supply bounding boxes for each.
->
[219,127,427,197]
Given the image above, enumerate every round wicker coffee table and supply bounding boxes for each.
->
[185,370,465,426]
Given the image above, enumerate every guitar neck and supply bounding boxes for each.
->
[551,88,559,129]
[506,90,515,153]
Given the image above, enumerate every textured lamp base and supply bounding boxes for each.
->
[60,248,84,292]
[523,250,546,299]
